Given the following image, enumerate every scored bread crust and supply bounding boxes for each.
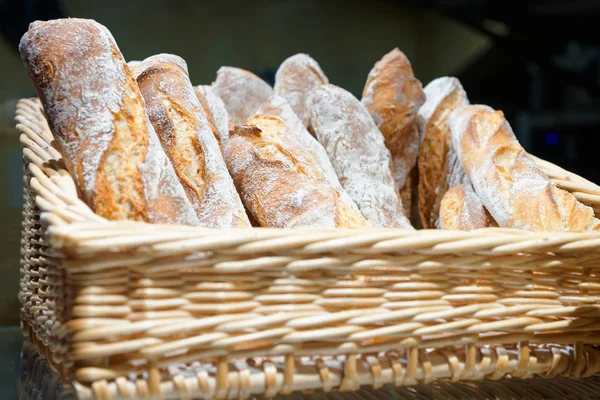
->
[19,19,200,225]
[438,184,495,230]
[417,77,470,228]
[256,96,341,186]
[194,85,230,150]
[256,95,365,219]
[226,115,368,228]
[274,53,329,129]
[212,67,273,124]
[450,105,600,232]
[309,84,413,229]
[362,48,425,197]
[135,54,250,228]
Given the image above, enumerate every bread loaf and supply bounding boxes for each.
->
[450,105,600,232]
[256,95,340,187]
[439,184,495,230]
[226,115,368,228]
[417,77,470,228]
[362,48,425,198]
[19,19,200,225]
[194,85,230,147]
[274,54,328,128]
[212,67,273,124]
[135,54,251,228]
[256,95,364,218]
[309,84,413,229]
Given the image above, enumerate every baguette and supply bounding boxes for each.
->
[135,54,250,228]
[212,67,273,124]
[194,85,230,148]
[417,77,470,228]
[226,115,368,228]
[256,95,364,217]
[362,48,425,197]
[450,105,600,231]
[19,19,200,225]
[438,184,495,230]
[309,84,413,229]
[274,53,328,128]
[256,95,340,188]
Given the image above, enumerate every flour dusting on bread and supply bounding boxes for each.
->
[212,67,273,124]
[274,54,329,128]
[310,84,412,229]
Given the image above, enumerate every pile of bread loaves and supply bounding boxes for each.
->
[19,18,599,232]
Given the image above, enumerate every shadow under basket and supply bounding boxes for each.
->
[16,97,600,400]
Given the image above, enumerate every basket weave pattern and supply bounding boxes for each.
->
[16,98,600,399]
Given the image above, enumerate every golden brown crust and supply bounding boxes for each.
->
[19,19,199,225]
[255,95,364,218]
[417,77,469,228]
[439,184,495,230]
[135,55,251,228]
[226,115,367,228]
[94,79,149,220]
[362,48,425,196]
[451,105,600,232]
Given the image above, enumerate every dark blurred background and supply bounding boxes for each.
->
[0,0,599,325]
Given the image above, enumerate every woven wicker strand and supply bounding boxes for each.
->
[16,98,600,400]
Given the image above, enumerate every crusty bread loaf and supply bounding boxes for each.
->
[274,54,329,128]
[19,19,200,225]
[362,48,425,199]
[194,85,230,148]
[438,184,495,230]
[134,54,251,228]
[256,95,364,218]
[309,84,413,229]
[256,95,340,187]
[211,67,273,124]
[450,105,600,232]
[417,77,470,228]
[226,115,368,228]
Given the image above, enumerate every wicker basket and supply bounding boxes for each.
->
[16,97,600,400]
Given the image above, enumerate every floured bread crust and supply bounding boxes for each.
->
[309,84,413,229]
[226,115,367,228]
[274,53,329,128]
[450,105,600,232]
[135,54,250,228]
[256,95,364,219]
[212,67,273,124]
[19,19,200,225]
